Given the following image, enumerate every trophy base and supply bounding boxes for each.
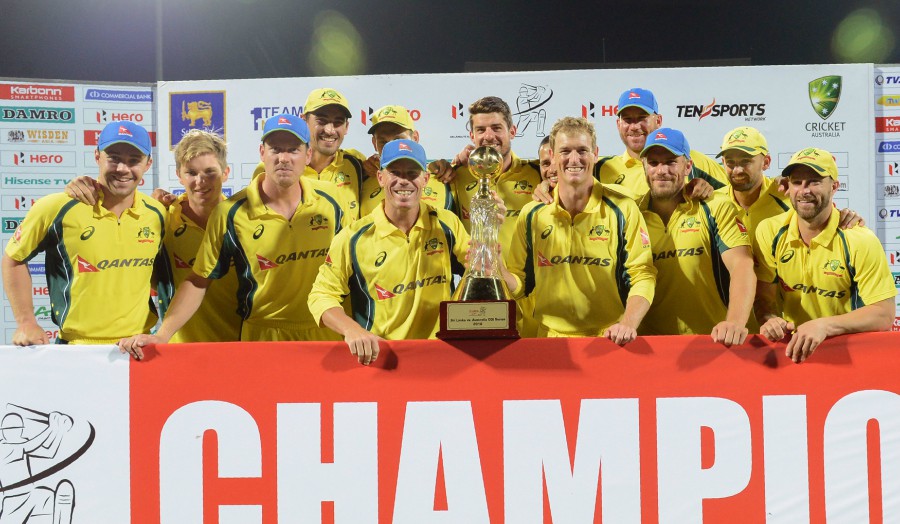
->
[437,299,519,340]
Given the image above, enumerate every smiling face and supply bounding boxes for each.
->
[552,131,597,188]
[470,112,516,160]
[538,142,558,185]
[617,107,662,156]
[643,146,692,200]
[788,165,838,222]
[721,150,769,193]
[95,143,152,200]
[378,157,426,212]
[305,105,349,157]
[177,152,229,210]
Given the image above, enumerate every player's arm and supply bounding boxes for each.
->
[319,307,383,366]
[711,246,755,346]
[605,295,652,346]
[754,280,793,342]
[785,298,895,364]
[1,254,48,345]
[427,145,474,183]
[65,175,175,207]
[117,272,211,360]
[837,207,864,229]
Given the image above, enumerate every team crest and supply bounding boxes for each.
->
[334,172,350,187]
[309,214,329,231]
[808,75,842,120]
[822,259,845,277]
[588,224,609,241]
[424,237,444,255]
[680,217,701,233]
[513,180,533,194]
[169,91,226,148]
[136,226,155,243]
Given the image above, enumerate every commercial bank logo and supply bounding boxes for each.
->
[0,83,75,102]
[675,99,766,121]
[0,106,75,124]
[84,88,153,103]
[169,91,226,148]
[250,105,303,131]
[808,75,842,120]
[879,141,900,153]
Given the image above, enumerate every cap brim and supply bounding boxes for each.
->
[367,120,414,134]
[716,145,766,158]
[310,103,352,119]
[261,128,308,144]
[641,143,688,158]
[99,139,150,156]
[382,155,427,171]
[782,162,835,179]
[617,103,655,116]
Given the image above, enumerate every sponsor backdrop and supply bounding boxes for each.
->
[874,66,900,328]
[0,334,898,523]
[4,64,900,340]
[0,80,155,343]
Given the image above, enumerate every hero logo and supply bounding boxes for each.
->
[89,109,150,124]
[876,117,900,133]
[3,196,39,211]
[886,162,900,176]
[581,102,618,119]
[676,99,766,121]
[6,151,74,167]
[360,106,422,126]
[0,84,75,102]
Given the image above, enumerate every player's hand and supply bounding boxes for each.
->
[453,144,475,169]
[776,176,788,195]
[11,321,49,346]
[604,322,638,346]
[117,333,164,361]
[492,190,507,223]
[759,316,794,342]
[150,188,177,208]
[532,179,554,204]
[65,176,101,206]
[685,178,714,200]
[363,154,380,179]
[343,325,383,366]
[784,318,828,363]
[838,208,864,229]
[427,159,456,183]
[710,320,749,347]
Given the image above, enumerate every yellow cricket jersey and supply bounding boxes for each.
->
[690,150,729,188]
[716,175,790,239]
[639,191,751,335]
[192,174,349,340]
[452,153,541,259]
[753,208,897,326]
[599,154,645,201]
[506,179,657,337]
[308,203,470,340]
[162,194,242,343]
[5,192,169,344]
[360,173,455,217]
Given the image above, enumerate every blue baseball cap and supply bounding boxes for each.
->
[380,139,427,170]
[261,113,310,144]
[640,127,691,159]
[97,121,151,156]
[617,87,659,115]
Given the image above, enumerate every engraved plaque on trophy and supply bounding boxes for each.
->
[437,146,519,340]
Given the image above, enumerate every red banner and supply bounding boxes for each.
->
[130,333,900,523]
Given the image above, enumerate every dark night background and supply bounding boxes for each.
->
[0,0,897,84]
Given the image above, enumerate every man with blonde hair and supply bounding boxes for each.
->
[501,117,656,343]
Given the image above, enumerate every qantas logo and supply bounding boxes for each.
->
[117,125,133,137]
[538,251,553,267]
[736,218,747,234]
[375,284,396,300]
[173,253,191,269]
[257,254,279,270]
[639,227,650,247]
[278,116,291,125]
[76,256,99,273]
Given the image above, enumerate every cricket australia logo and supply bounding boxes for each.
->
[309,214,329,231]
[588,224,609,241]
[808,75,842,120]
[680,217,701,232]
[424,237,444,255]
[822,259,845,277]
[136,226,155,243]
[0,404,95,523]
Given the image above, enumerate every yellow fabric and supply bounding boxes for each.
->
[5,191,166,342]
[308,204,469,340]
[506,179,656,337]
[753,208,897,326]
[716,176,790,239]
[640,192,751,335]
[192,174,349,340]
[163,194,241,343]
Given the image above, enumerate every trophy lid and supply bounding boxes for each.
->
[469,146,503,179]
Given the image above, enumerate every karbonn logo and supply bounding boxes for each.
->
[675,99,766,120]
[0,84,74,101]
[876,117,900,133]
[274,248,328,264]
